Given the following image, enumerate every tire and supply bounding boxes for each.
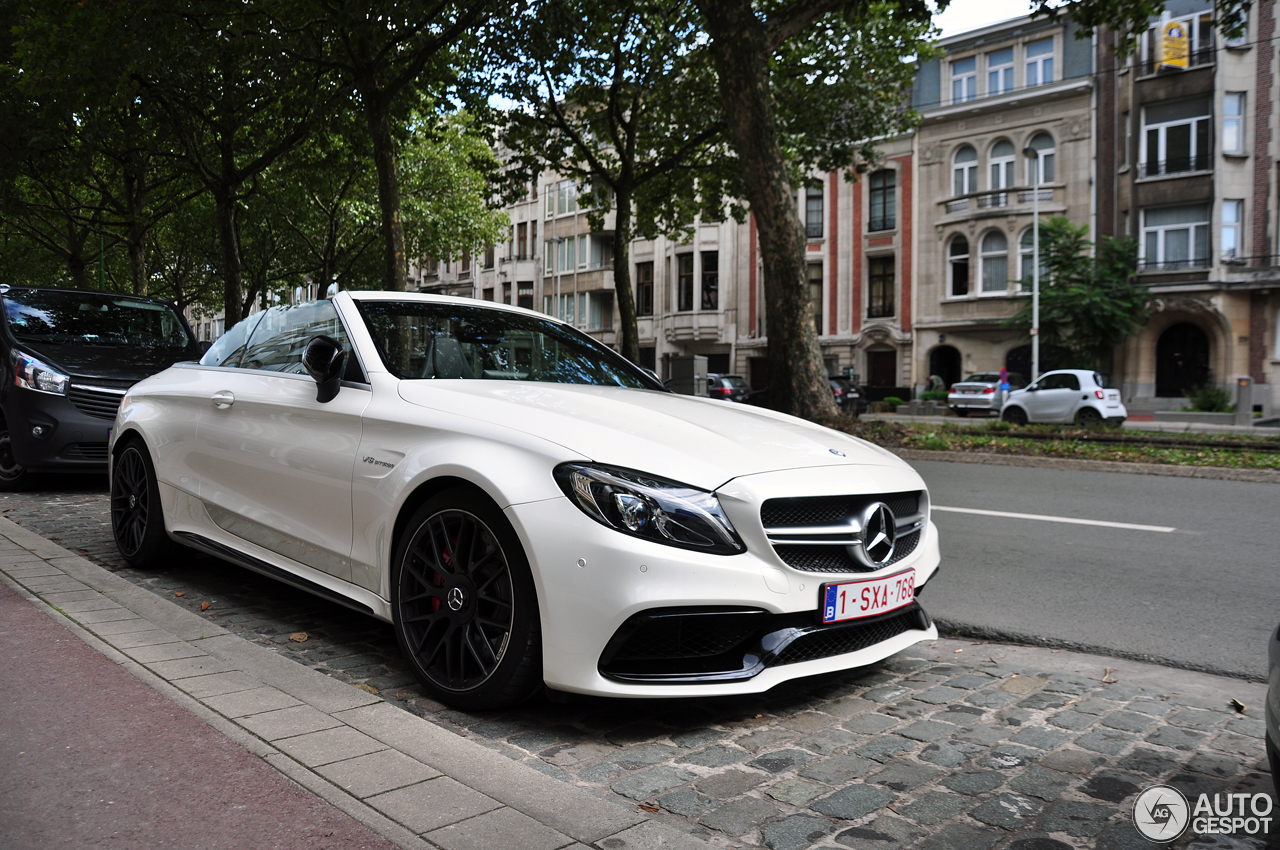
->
[1076,407,1103,427]
[1002,406,1028,426]
[392,488,542,710]
[111,439,175,567]
[0,423,32,492]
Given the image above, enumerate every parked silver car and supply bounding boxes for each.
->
[1001,369,1126,426]
[947,371,1025,417]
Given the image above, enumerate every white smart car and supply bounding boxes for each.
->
[110,292,940,708]
[1001,369,1126,426]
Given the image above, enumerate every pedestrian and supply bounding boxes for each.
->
[999,366,1010,407]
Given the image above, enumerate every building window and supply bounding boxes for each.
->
[529,220,536,254]
[1019,226,1047,289]
[868,256,895,318]
[980,231,1008,293]
[1222,200,1243,259]
[677,254,694,312]
[1026,132,1056,184]
[1143,98,1211,176]
[482,287,494,301]
[461,253,471,275]
[1142,204,1210,269]
[1143,12,1214,72]
[948,236,970,297]
[701,251,719,310]
[1122,111,1131,167]
[1025,38,1054,86]
[868,170,896,231]
[988,48,1013,95]
[1223,93,1245,154]
[588,292,613,330]
[555,180,578,216]
[953,145,978,196]
[545,186,555,218]
[483,245,495,269]
[807,263,823,334]
[517,281,533,310]
[989,139,1015,200]
[635,262,654,315]
[951,56,976,103]
[502,282,511,304]
[544,241,553,274]
[805,185,824,238]
[517,222,528,260]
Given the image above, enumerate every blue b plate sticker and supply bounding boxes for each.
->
[822,569,916,624]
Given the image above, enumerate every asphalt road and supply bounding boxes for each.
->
[910,459,1278,680]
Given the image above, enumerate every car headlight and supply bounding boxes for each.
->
[554,463,744,555]
[12,350,69,395]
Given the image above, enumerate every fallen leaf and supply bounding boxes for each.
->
[174,592,185,597]
[354,683,378,695]
[1230,698,1247,714]
[395,691,413,701]
[954,648,963,653]
[755,713,763,718]
[1051,649,1061,653]
[1011,673,1018,678]
[1101,667,1118,684]
[289,632,308,643]
[1063,699,1077,706]
[638,803,659,813]
[199,601,211,611]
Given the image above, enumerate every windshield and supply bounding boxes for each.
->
[356,300,662,389]
[3,289,192,349]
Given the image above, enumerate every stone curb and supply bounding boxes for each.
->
[894,448,1280,484]
[0,516,711,850]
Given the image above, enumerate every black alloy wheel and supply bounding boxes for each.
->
[0,425,30,491]
[392,489,541,709]
[1002,406,1028,426]
[1076,407,1103,427]
[110,440,173,567]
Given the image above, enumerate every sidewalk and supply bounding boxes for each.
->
[861,412,1280,436]
[0,515,1272,849]
[0,517,685,850]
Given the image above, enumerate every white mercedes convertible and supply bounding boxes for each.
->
[110,292,940,708]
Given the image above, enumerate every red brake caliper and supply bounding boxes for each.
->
[431,545,453,612]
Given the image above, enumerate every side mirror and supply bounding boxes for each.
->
[302,335,346,403]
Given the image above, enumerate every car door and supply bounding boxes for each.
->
[191,302,369,582]
[1027,373,1079,422]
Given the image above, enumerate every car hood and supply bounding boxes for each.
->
[396,381,909,490]
[15,341,198,382]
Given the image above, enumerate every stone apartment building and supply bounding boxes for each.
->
[398,5,1276,414]
[1097,0,1279,413]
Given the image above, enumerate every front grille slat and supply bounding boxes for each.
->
[761,492,925,574]
[773,609,920,666]
[67,380,131,420]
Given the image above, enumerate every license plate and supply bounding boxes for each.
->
[961,388,977,394]
[821,570,916,624]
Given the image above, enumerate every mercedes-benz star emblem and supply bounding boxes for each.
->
[851,502,897,567]
[446,586,466,612]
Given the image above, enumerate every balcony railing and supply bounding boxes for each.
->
[1137,48,1214,77]
[868,216,896,232]
[943,187,1054,214]
[1140,152,1211,178]
[1139,257,1211,271]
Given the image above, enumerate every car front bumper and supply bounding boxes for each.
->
[2,386,118,473]
[505,463,941,697]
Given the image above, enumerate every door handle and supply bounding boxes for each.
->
[211,391,235,409]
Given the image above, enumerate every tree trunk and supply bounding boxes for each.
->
[214,191,245,322]
[697,1,835,420]
[361,86,407,292]
[611,187,640,363]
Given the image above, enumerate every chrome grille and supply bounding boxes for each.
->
[761,491,926,574]
[67,380,131,420]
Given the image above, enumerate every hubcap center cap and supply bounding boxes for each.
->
[129,494,137,509]
[446,586,466,612]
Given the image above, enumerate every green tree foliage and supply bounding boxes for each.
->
[1007,217,1146,369]
[482,0,731,363]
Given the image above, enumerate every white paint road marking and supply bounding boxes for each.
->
[931,505,1176,533]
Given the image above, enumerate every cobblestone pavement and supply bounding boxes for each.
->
[5,478,1275,850]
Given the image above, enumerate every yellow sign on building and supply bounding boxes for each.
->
[1161,21,1189,68]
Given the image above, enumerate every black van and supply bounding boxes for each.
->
[0,286,199,489]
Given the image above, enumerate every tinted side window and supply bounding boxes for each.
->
[1062,374,1080,391]
[238,301,356,375]
[200,313,264,368]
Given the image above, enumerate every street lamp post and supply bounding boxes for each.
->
[1023,146,1041,381]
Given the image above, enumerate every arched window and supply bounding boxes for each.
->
[953,146,978,196]
[980,231,1008,294]
[990,140,1015,191]
[948,236,970,297]
[1019,227,1047,290]
[1026,132,1056,184]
